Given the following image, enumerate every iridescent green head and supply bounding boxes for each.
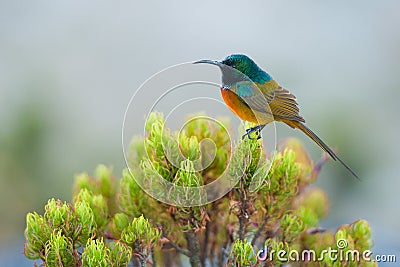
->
[194,54,272,85]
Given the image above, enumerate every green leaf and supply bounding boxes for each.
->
[82,238,109,267]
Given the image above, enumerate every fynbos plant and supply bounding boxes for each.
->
[24,112,376,266]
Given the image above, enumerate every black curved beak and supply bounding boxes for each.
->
[193,59,222,67]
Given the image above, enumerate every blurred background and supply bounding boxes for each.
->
[1,0,399,265]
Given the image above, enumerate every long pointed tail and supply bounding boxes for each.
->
[284,120,359,179]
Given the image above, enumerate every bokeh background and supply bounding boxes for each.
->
[1,1,399,266]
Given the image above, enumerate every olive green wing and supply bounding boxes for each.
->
[268,86,305,122]
[230,81,274,114]
[231,81,305,123]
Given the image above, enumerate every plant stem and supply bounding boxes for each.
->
[151,247,156,267]
[251,216,269,246]
[163,234,190,257]
[238,188,248,241]
[201,220,210,266]
[139,254,146,267]
[185,230,201,267]
[238,216,245,241]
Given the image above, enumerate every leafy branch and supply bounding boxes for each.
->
[24,112,376,267]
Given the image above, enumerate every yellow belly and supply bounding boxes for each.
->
[220,89,272,125]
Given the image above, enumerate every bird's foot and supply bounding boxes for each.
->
[241,125,264,140]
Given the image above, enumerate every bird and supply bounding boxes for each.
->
[194,54,358,179]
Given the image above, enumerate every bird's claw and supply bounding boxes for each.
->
[242,126,263,140]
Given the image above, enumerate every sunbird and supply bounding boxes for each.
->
[194,54,358,178]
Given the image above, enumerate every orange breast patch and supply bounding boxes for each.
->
[220,88,270,124]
